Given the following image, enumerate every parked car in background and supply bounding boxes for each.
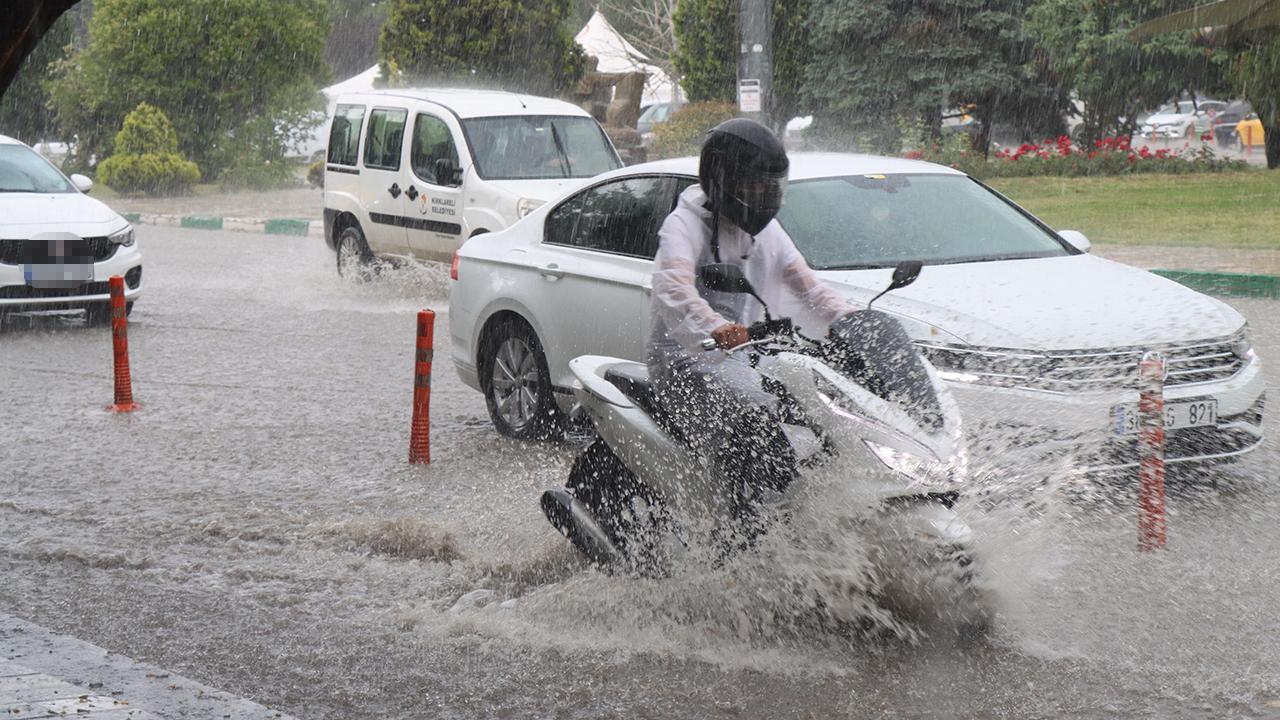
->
[1237,113,1266,150]
[637,101,682,146]
[1140,99,1226,139]
[1212,101,1253,148]
[0,135,142,325]
[323,88,622,275]
[449,153,1264,474]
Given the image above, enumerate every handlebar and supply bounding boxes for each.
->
[701,317,805,354]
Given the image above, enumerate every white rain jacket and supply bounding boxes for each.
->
[647,184,855,371]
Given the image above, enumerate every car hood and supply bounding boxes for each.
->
[0,193,126,238]
[1144,112,1192,125]
[817,254,1243,350]
[487,177,589,203]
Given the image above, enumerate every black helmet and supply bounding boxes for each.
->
[699,118,789,238]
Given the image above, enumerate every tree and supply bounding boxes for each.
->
[1229,36,1280,168]
[0,12,72,144]
[670,0,809,122]
[379,0,585,96]
[802,0,1043,155]
[1026,0,1228,146]
[49,0,330,177]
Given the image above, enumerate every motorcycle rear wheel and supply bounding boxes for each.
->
[567,439,669,575]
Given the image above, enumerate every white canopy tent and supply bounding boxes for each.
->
[574,10,680,106]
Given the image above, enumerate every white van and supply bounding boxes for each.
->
[322,88,623,271]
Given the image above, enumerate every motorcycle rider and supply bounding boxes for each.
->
[648,118,855,531]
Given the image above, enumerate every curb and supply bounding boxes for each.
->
[1153,269,1280,299]
[125,212,323,239]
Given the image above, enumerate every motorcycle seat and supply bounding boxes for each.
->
[603,363,659,415]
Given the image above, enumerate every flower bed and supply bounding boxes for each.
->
[904,135,1249,178]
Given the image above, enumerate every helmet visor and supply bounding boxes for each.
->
[731,171,787,215]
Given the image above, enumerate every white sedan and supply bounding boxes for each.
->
[449,153,1264,473]
[0,135,142,324]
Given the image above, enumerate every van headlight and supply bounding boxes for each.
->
[108,225,135,247]
[516,197,544,218]
[864,440,960,488]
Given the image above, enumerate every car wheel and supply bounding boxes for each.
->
[336,224,376,281]
[481,318,564,440]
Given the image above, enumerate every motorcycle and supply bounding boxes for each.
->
[541,261,985,625]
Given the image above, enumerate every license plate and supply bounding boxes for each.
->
[24,262,93,289]
[1112,399,1218,436]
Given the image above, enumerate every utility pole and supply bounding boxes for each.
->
[737,0,772,129]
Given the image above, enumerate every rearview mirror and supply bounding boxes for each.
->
[433,158,462,187]
[1059,230,1090,253]
[888,260,922,292]
[867,260,923,310]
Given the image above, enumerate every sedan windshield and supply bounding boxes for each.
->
[776,174,1071,270]
[463,116,621,180]
[0,145,74,193]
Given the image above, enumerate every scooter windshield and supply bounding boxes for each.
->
[826,311,944,432]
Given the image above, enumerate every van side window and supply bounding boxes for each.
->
[411,114,460,186]
[327,104,365,166]
[363,108,407,171]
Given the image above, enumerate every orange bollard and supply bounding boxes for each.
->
[409,309,435,464]
[1137,353,1166,552]
[106,275,139,412]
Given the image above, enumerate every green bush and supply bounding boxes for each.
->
[97,152,200,195]
[650,102,739,160]
[97,103,201,195]
[307,158,324,189]
[113,101,179,155]
[218,156,300,192]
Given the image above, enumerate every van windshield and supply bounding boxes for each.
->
[463,116,621,180]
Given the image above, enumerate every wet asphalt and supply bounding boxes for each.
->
[1,226,1278,719]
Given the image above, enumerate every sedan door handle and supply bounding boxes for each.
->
[538,263,565,280]
[388,183,401,198]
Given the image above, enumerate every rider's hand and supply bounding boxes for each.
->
[712,323,750,349]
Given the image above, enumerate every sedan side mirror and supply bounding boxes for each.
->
[70,173,93,193]
[1059,230,1090,253]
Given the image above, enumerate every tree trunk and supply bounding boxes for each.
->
[970,104,995,159]
[1266,121,1279,170]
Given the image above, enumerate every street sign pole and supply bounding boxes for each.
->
[738,0,772,128]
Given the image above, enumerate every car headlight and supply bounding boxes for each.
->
[1233,325,1256,361]
[108,225,135,247]
[864,440,959,488]
[516,197,544,218]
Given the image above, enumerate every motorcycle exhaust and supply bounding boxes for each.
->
[540,488,621,566]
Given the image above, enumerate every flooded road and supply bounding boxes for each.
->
[2,226,1278,719]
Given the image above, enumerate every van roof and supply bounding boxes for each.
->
[333,88,594,120]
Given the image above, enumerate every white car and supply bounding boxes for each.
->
[323,88,621,271]
[1139,100,1226,140]
[449,153,1264,473]
[0,135,142,324]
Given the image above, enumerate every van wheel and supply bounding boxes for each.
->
[336,224,376,281]
[481,318,563,440]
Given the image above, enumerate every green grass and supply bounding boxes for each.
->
[987,171,1280,249]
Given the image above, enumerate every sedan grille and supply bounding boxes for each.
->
[919,335,1247,393]
[0,237,117,265]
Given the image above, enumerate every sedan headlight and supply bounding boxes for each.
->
[864,440,959,489]
[1233,325,1256,361]
[108,225,135,247]
[516,197,544,218]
